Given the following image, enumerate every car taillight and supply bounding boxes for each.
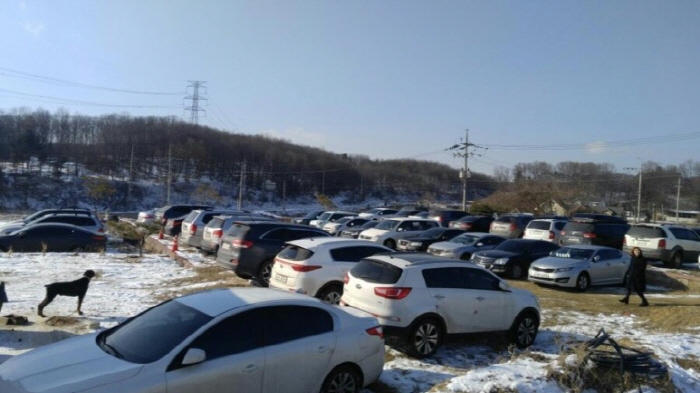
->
[464,223,473,230]
[366,326,384,339]
[583,232,596,239]
[97,228,104,232]
[548,231,555,240]
[560,230,566,236]
[291,265,322,272]
[92,235,105,241]
[510,223,517,231]
[343,272,350,284]
[490,222,495,230]
[658,239,666,248]
[213,229,223,237]
[374,287,412,299]
[190,224,197,235]
[232,239,254,248]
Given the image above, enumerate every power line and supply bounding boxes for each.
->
[0,88,181,109]
[480,132,700,151]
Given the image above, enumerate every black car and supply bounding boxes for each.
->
[559,216,630,249]
[449,215,495,232]
[338,220,380,239]
[13,208,95,225]
[470,239,560,279]
[215,221,330,286]
[164,214,189,237]
[427,209,470,227]
[0,223,107,252]
[396,228,466,251]
[292,210,325,225]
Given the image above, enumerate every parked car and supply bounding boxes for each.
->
[380,208,428,220]
[427,209,469,227]
[559,216,630,249]
[0,288,385,393]
[341,253,541,358]
[200,214,275,255]
[528,245,630,291]
[216,221,330,286]
[292,210,325,225]
[180,209,245,248]
[449,215,495,232]
[396,228,466,251]
[470,239,560,279]
[489,214,535,238]
[358,208,399,220]
[323,217,370,235]
[623,224,700,268]
[154,204,213,225]
[427,232,507,260]
[136,209,156,224]
[523,218,568,243]
[309,211,356,229]
[338,220,380,239]
[0,209,97,235]
[1,213,105,236]
[163,214,188,237]
[0,223,107,252]
[270,238,392,304]
[358,217,440,249]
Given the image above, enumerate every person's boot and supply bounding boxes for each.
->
[618,296,629,304]
[640,296,649,307]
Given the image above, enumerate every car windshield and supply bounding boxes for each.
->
[495,240,528,253]
[98,299,212,364]
[360,221,379,229]
[374,219,400,230]
[419,228,446,238]
[317,212,332,221]
[551,247,595,260]
[334,217,353,225]
[449,234,481,245]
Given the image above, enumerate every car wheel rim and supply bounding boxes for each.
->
[323,291,342,304]
[327,371,356,393]
[577,276,588,290]
[413,322,439,355]
[261,263,272,283]
[517,317,537,346]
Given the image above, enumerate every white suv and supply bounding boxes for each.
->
[340,253,541,358]
[270,238,392,304]
[523,218,567,243]
[624,224,700,268]
[358,217,439,249]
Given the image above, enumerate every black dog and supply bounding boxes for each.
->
[38,270,95,317]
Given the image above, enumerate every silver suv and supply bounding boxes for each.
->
[341,253,540,358]
[624,224,700,268]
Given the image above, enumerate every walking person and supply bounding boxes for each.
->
[619,247,649,307]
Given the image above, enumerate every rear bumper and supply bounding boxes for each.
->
[622,246,670,261]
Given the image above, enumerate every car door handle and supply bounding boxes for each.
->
[316,345,332,354]
[476,297,485,301]
[433,295,445,300]
[242,364,259,373]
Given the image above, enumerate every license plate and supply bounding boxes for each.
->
[274,274,288,283]
[531,273,551,279]
[222,243,230,250]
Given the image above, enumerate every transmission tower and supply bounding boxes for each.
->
[184,80,208,124]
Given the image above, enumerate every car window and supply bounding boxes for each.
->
[531,241,558,254]
[264,306,333,346]
[554,222,566,230]
[278,245,314,261]
[422,267,467,289]
[670,228,700,241]
[463,268,501,291]
[528,221,551,230]
[627,226,666,238]
[285,229,328,241]
[188,308,264,360]
[596,249,621,261]
[351,259,402,284]
[483,236,505,246]
[421,221,439,230]
[330,245,389,262]
[263,228,286,241]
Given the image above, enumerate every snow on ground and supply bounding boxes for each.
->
[1,237,699,393]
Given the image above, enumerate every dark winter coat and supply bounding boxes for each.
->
[626,255,647,292]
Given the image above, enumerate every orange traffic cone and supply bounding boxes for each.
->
[171,236,179,252]
[158,229,164,240]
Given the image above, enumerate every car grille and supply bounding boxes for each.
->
[472,254,496,268]
[530,266,555,274]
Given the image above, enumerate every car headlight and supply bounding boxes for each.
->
[494,258,509,265]
[555,267,575,273]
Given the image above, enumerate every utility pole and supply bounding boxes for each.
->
[624,165,643,223]
[676,174,682,223]
[237,159,246,210]
[166,144,172,205]
[184,81,208,124]
[446,129,485,212]
[127,144,134,205]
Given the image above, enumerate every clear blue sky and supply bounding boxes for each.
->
[1,1,698,176]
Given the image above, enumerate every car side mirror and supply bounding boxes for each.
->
[498,280,511,291]
[476,242,484,247]
[593,255,600,262]
[181,348,206,365]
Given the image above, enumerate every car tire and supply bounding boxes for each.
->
[256,259,273,287]
[383,239,396,250]
[670,251,684,269]
[575,272,590,292]
[510,264,525,279]
[460,253,471,260]
[320,365,361,393]
[406,317,442,358]
[317,284,343,305]
[510,311,539,348]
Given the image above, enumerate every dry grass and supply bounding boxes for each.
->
[154,265,249,302]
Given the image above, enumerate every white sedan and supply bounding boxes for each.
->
[528,245,630,291]
[0,288,385,393]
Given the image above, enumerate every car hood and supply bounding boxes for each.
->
[0,334,143,393]
[359,228,388,237]
[531,257,586,269]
